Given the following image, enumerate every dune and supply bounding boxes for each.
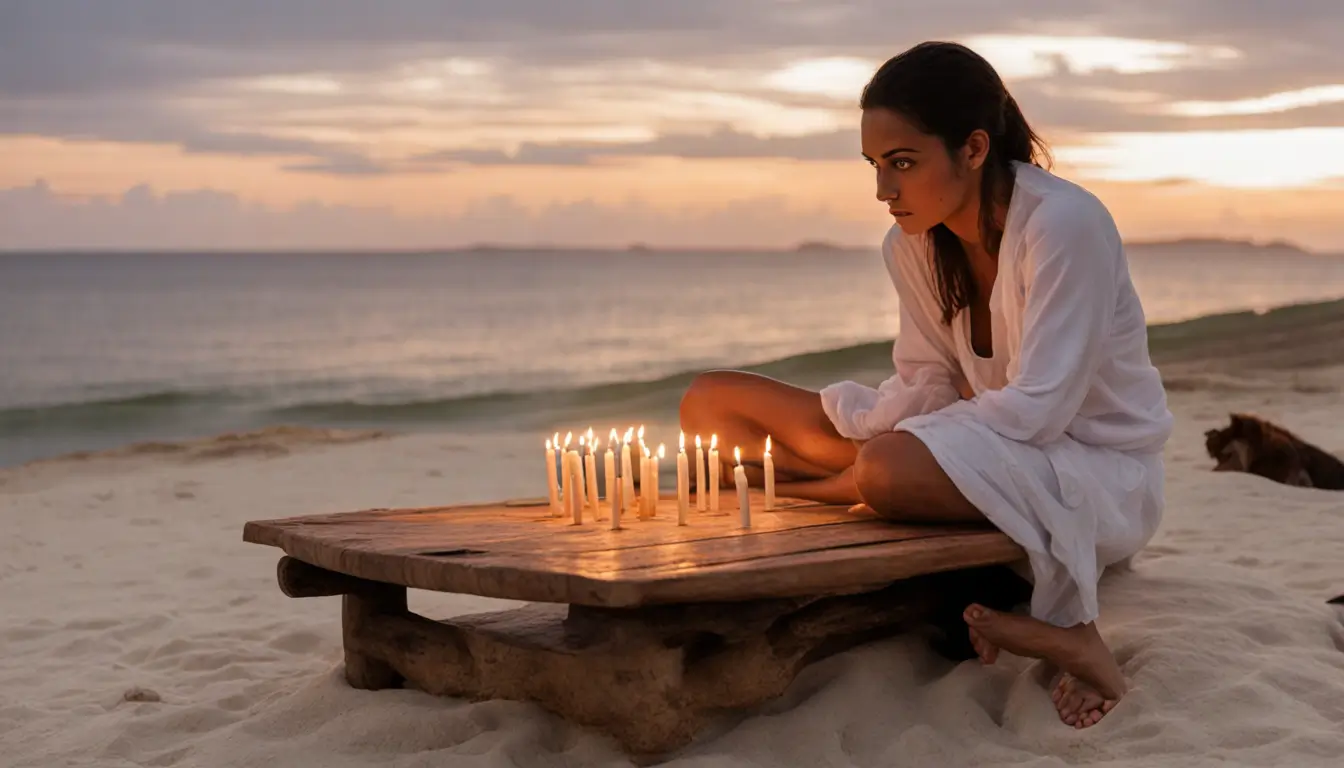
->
[2,307,1343,767]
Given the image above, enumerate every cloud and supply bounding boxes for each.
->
[1,1,1340,170]
[0,179,882,251]
[411,126,859,165]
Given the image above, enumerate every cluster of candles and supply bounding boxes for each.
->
[543,426,775,530]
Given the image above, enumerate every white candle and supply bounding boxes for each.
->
[585,436,600,522]
[764,434,775,511]
[677,432,689,525]
[695,434,706,512]
[610,464,623,530]
[621,427,635,512]
[734,446,750,528]
[650,443,663,518]
[570,445,585,524]
[605,429,618,518]
[708,433,720,513]
[641,444,653,519]
[560,431,574,518]
[545,438,560,514]
[575,436,588,511]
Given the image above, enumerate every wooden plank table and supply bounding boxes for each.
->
[242,490,1028,758]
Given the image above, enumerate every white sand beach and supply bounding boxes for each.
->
[4,355,1344,767]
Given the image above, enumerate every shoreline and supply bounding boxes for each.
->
[6,294,1342,474]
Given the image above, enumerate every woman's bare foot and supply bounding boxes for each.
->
[1051,674,1116,728]
[969,627,999,664]
[963,604,1126,728]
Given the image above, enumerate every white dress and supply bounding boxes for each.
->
[820,161,1174,628]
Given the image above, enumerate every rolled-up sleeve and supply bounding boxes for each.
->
[821,229,962,440]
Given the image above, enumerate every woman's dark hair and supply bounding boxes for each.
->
[860,41,1052,325]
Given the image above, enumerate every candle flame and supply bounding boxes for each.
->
[695,434,702,448]
[658,443,666,459]
[734,446,741,465]
[553,431,560,447]
[765,435,772,454]
[638,424,645,441]
[644,444,651,458]
[610,428,618,444]
[710,434,718,450]
[564,431,572,449]
[679,431,685,452]
[624,427,633,444]
[592,436,600,451]
[546,438,552,450]
[586,426,594,443]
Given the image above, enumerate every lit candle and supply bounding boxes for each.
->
[695,434,706,512]
[637,425,647,514]
[734,446,750,528]
[610,457,623,530]
[561,431,574,518]
[651,443,664,518]
[545,437,559,514]
[585,432,600,522]
[605,429,618,518]
[641,444,653,519]
[764,434,775,511]
[621,427,635,512]
[677,432,689,525]
[709,434,720,513]
[572,436,586,523]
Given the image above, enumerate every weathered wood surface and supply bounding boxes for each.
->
[318,560,1028,758]
[244,492,1025,607]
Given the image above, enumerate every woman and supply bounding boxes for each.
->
[679,41,1173,729]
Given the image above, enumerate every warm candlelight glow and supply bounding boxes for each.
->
[734,446,741,465]
[610,428,619,444]
[644,444,651,458]
[695,434,702,449]
[679,431,685,452]
[658,443,665,459]
[624,427,633,444]
[638,425,645,442]
[553,431,560,448]
[564,431,572,449]
[711,434,718,450]
[545,438,552,450]
[766,435,771,454]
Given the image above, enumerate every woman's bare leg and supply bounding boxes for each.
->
[679,370,861,503]
[854,430,1127,728]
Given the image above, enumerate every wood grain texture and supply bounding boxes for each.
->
[243,491,1025,607]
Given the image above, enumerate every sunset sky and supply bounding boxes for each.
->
[2,1,1342,250]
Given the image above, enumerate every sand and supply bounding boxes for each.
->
[4,367,1344,766]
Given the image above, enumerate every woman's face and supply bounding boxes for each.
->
[860,107,984,236]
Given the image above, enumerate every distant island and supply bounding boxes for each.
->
[1124,236,1312,254]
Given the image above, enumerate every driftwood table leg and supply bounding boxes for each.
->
[342,584,408,690]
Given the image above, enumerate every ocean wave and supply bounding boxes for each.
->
[6,297,1342,439]
[0,388,243,433]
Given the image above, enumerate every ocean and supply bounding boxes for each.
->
[4,243,1344,468]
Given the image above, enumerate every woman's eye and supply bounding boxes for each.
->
[894,158,914,170]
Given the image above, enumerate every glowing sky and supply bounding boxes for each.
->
[2,1,1342,250]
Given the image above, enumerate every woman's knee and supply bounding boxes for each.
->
[853,432,923,512]
[679,370,748,427]
[854,430,982,522]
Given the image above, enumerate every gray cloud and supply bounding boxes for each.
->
[411,126,859,165]
[1,0,1341,169]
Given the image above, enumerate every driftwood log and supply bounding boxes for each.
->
[245,495,1029,757]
